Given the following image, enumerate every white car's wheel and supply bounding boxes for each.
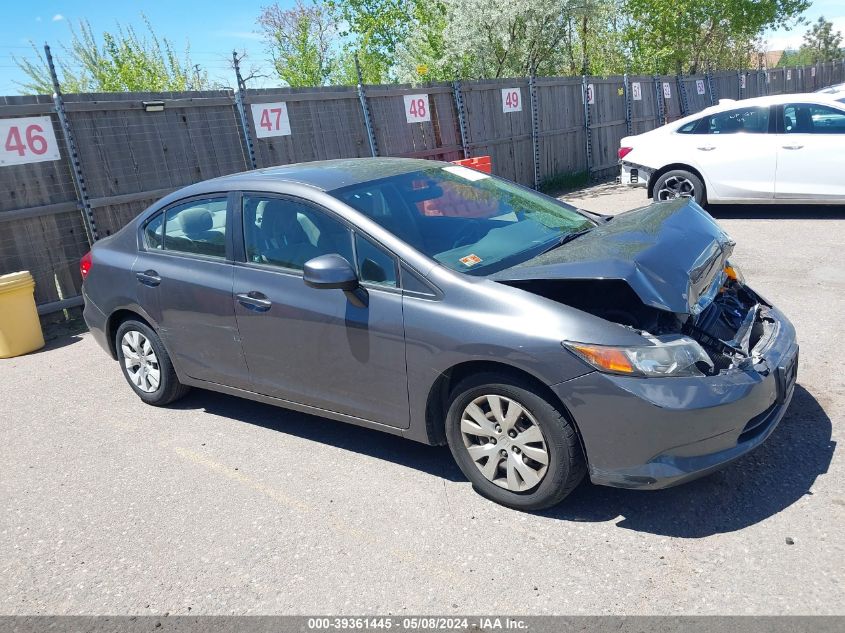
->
[653,169,705,205]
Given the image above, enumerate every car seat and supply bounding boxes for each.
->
[259,200,322,269]
[177,207,225,256]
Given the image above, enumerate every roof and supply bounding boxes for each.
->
[206,157,442,192]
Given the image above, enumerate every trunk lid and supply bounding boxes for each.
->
[491,199,735,316]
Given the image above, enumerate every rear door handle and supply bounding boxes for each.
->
[136,270,161,287]
[697,146,716,151]
[782,145,804,150]
[236,291,272,312]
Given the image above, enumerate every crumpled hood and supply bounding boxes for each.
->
[491,199,735,315]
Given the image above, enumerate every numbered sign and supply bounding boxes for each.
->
[662,82,672,99]
[0,117,60,166]
[696,79,706,95]
[631,82,642,101]
[740,74,746,89]
[501,88,522,113]
[403,94,430,123]
[811,66,816,77]
[251,102,291,138]
[786,69,792,81]
[585,83,595,105]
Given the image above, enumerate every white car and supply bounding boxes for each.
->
[816,82,845,96]
[619,93,845,205]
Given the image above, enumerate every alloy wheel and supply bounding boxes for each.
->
[460,394,549,492]
[657,175,695,200]
[121,330,160,393]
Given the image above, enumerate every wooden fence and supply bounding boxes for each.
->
[1,60,843,314]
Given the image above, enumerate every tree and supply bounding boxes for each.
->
[439,0,581,78]
[13,16,208,94]
[624,0,810,74]
[258,0,336,86]
[800,16,843,63]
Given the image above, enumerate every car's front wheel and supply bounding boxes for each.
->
[445,372,586,510]
[115,319,189,406]
[653,169,705,205]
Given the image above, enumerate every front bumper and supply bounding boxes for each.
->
[552,306,798,489]
[619,162,652,188]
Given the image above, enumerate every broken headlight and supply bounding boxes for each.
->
[563,335,713,377]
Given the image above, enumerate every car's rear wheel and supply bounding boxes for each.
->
[115,319,189,406]
[653,169,705,205]
[445,372,585,510]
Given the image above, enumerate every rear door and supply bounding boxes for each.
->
[775,102,845,200]
[678,105,777,201]
[134,193,250,389]
[232,193,410,428]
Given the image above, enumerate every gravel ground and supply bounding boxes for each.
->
[1,182,843,615]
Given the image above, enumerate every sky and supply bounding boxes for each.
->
[0,0,292,94]
[0,0,842,95]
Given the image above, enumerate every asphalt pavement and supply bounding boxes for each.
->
[1,182,842,615]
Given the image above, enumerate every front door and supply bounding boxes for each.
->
[775,102,845,200]
[134,194,250,389]
[232,194,410,428]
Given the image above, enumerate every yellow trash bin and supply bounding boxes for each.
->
[0,271,45,358]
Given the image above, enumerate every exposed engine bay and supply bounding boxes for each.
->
[499,276,772,376]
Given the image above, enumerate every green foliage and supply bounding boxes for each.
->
[258,1,336,86]
[800,16,843,63]
[624,0,810,74]
[13,16,208,95]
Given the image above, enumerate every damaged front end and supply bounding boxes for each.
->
[493,199,774,375]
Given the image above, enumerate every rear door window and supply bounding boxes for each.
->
[783,103,845,134]
[148,197,229,259]
[704,106,770,134]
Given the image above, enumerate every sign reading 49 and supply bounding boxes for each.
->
[1,116,61,166]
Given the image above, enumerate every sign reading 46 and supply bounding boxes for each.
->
[1,116,61,166]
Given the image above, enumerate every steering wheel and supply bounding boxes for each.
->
[451,221,486,249]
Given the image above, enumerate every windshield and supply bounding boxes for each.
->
[330,165,594,275]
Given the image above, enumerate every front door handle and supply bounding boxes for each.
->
[697,146,716,151]
[782,144,804,150]
[236,291,272,312]
[136,270,161,287]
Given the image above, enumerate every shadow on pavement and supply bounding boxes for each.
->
[176,383,833,538]
[708,204,845,220]
[543,385,835,537]
[173,389,464,482]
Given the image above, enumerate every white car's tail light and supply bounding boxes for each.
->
[618,147,633,160]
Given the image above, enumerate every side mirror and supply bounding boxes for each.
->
[303,254,368,307]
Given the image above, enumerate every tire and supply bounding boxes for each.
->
[652,169,706,205]
[445,372,586,511]
[115,319,190,406]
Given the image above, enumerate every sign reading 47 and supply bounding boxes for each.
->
[251,102,292,138]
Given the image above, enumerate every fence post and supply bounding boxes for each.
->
[582,75,592,180]
[232,51,258,170]
[737,70,743,100]
[706,64,716,105]
[355,54,378,158]
[653,74,665,127]
[45,44,98,244]
[676,74,689,116]
[623,71,633,136]
[528,70,541,191]
[452,80,469,159]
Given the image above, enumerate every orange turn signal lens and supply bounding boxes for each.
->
[724,265,740,281]
[568,343,635,374]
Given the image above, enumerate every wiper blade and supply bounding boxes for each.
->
[538,228,592,254]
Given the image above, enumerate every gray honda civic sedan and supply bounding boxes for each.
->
[81,158,798,510]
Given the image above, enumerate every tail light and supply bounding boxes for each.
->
[80,251,93,280]
[618,147,633,160]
